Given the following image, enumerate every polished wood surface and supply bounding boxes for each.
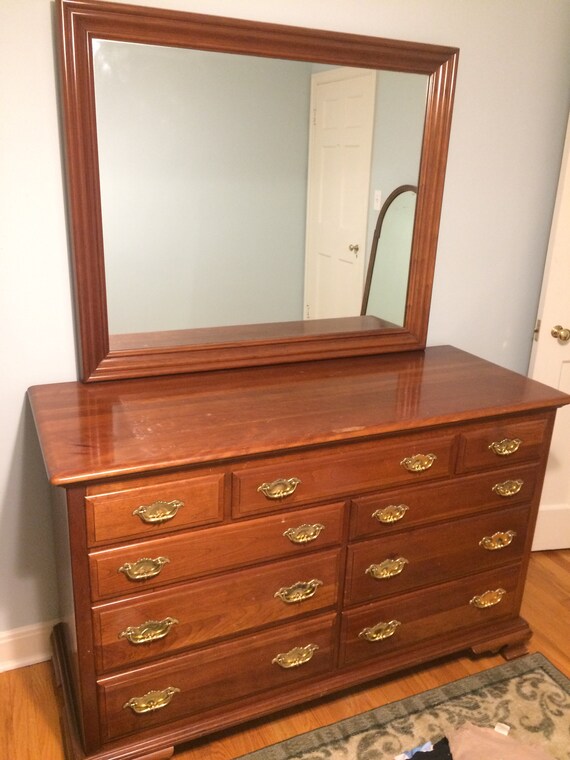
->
[28,347,569,485]
[2,550,567,760]
[57,0,458,381]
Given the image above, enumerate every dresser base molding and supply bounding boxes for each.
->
[52,614,532,760]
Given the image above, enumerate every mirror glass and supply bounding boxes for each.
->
[57,0,458,381]
[362,186,417,325]
[93,41,427,336]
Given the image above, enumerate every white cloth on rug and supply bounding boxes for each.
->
[447,722,554,759]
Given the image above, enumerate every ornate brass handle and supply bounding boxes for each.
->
[479,530,516,551]
[372,504,409,524]
[551,325,570,343]
[123,686,180,714]
[400,453,437,473]
[274,579,323,604]
[492,479,523,497]
[119,617,179,645]
[272,643,319,669]
[470,588,506,609]
[488,438,522,456]
[359,619,401,642]
[132,499,183,525]
[118,556,170,581]
[257,477,301,500]
[365,557,408,580]
[283,523,324,544]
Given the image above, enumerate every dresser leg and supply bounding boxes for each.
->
[134,750,174,760]
[470,618,532,660]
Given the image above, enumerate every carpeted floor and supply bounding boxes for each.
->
[236,653,570,760]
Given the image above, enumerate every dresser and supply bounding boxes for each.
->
[28,346,569,760]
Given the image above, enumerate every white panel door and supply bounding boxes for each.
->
[304,68,376,319]
[528,116,570,550]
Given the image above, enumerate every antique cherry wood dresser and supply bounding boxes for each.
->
[29,348,569,759]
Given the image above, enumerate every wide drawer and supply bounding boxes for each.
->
[85,470,225,546]
[350,463,541,539]
[341,564,521,667]
[345,505,529,605]
[99,612,337,741]
[89,501,345,601]
[232,432,456,517]
[93,548,342,673]
[456,414,551,473]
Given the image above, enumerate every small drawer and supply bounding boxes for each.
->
[340,564,521,667]
[232,432,457,517]
[99,612,337,741]
[85,470,225,547]
[345,505,529,605]
[456,414,551,473]
[89,501,345,601]
[93,548,342,673]
[350,463,541,539]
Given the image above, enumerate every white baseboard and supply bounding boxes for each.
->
[0,619,58,673]
[532,503,570,551]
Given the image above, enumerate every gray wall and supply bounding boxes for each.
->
[1,0,569,640]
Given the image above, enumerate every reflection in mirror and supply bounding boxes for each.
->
[92,41,427,335]
[362,186,417,326]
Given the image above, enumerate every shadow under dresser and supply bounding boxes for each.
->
[28,346,569,760]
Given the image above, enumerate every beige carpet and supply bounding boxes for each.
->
[237,653,570,760]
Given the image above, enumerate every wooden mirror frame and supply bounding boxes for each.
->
[57,0,459,382]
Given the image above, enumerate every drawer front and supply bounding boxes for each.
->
[89,501,345,601]
[345,505,529,605]
[350,463,541,539]
[93,548,342,673]
[456,414,551,473]
[99,612,337,741]
[86,471,225,546]
[341,564,521,667]
[232,433,456,517]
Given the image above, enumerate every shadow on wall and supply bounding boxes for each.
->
[0,399,60,632]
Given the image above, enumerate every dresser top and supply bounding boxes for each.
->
[28,346,569,485]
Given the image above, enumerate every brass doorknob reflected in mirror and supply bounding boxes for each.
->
[551,325,570,343]
[349,244,360,257]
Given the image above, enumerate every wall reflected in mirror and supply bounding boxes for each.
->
[93,40,427,338]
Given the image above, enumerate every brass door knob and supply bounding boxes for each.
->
[551,325,570,343]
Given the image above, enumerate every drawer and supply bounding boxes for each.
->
[350,463,541,539]
[340,564,521,667]
[89,501,345,601]
[232,432,457,517]
[85,470,225,546]
[99,612,337,741]
[456,414,551,473]
[345,505,529,605]
[93,548,342,673]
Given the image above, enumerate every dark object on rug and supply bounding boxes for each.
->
[412,737,452,758]
[236,653,570,760]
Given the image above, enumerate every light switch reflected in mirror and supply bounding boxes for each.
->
[92,41,427,337]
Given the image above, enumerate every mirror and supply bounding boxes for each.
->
[57,0,458,381]
[362,185,417,325]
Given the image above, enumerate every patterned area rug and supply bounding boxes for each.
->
[237,653,570,760]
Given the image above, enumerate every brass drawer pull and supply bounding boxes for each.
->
[359,619,401,642]
[470,588,506,609]
[132,499,183,525]
[400,453,437,473]
[119,617,179,645]
[479,530,517,551]
[123,686,180,714]
[492,479,523,497]
[118,556,170,581]
[274,579,323,604]
[372,504,409,524]
[488,438,522,456]
[272,643,319,669]
[283,522,324,544]
[258,477,301,500]
[366,557,408,580]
